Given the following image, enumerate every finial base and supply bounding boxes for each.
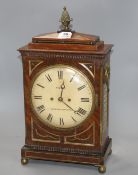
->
[57,30,75,33]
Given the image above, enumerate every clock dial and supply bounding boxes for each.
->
[31,65,95,129]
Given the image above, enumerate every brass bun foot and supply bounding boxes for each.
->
[98,165,106,174]
[21,158,29,165]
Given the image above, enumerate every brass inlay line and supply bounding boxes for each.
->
[29,60,43,76]
[79,63,95,79]
[31,118,60,143]
[35,129,58,140]
[64,122,95,146]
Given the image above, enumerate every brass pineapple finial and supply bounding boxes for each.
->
[59,7,73,32]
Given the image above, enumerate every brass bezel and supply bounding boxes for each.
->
[30,64,96,131]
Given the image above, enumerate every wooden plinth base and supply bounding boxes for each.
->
[21,138,112,173]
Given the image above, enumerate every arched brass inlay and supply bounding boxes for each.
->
[79,63,95,79]
[29,60,43,76]
[31,118,60,143]
[64,122,95,146]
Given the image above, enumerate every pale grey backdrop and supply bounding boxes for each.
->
[0,0,138,174]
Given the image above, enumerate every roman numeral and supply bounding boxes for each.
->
[60,118,64,125]
[34,96,42,99]
[58,71,63,79]
[77,107,87,115]
[81,98,89,102]
[46,74,52,82]
[37,84,45,88]
[72,117,77,123]
[78,85,86,91]
[47,113,53,122]
[37,105,45,113]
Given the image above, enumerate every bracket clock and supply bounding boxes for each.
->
[18,7,113,173]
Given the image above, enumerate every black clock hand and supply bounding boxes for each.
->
[58,81,65,101]
[62,100,81,116]
[58,82,81,116]
[60,81,65,97]
[62,100,75,111]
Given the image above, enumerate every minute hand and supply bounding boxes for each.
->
[62,101,81,116]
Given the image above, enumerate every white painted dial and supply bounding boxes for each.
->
[31,65,95,129]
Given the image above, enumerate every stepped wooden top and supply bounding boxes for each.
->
[18,31,113,54]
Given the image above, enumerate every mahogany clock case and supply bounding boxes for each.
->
[18,31,113,172]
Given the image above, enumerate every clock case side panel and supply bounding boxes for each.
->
[22,56,32,145]
[100,52,112,152]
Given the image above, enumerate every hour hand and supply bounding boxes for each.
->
[59,81,65,99]
[61,81,65,89]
